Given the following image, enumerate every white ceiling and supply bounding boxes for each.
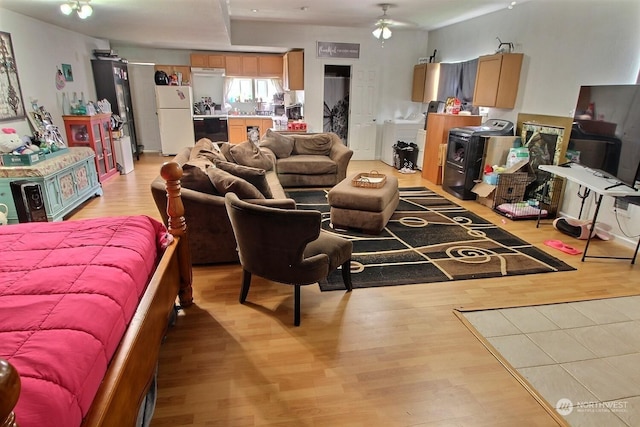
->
[0,0,530,51]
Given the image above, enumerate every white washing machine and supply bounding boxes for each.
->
[381,118,426,169]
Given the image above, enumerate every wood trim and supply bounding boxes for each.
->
[453,310,571,427]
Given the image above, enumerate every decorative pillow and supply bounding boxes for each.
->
[259,129,295,158]
[180,164,218,194]
[218,142,236,162]
[183,157,214,172]
[229,140,274,170]
[190,138,226,163]
[292,134,333,156]
[206,167,265,200]
[214,160,273,199]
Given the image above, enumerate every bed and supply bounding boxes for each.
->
[0,161,192,427]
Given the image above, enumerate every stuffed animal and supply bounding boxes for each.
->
[0,128,24,154]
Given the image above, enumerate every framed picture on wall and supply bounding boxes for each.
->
[0,31,27,122]
[62,64,74,81]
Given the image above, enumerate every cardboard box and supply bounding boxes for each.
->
[471,159,535,208]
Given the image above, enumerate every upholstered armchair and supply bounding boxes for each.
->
[224,193,353,326]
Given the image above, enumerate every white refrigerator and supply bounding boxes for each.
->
[155,86,195,155]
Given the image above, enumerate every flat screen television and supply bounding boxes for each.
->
[567,84,640,190]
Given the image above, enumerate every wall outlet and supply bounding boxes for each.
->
[613,198,631,218]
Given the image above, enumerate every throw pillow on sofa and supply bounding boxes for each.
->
[292,133,333,156]
[181,164,218,194]
[190,138,226,163]
[229,140,274,170]
[214,160,273,199]
[260,129,295,158]
[206,167,265,200]
[218,142,236,162]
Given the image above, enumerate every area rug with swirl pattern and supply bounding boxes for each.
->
[287,187,575,291]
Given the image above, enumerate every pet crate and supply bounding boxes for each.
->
[493,171,564,226]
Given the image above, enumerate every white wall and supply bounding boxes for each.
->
[427,0,640,247]
[0,8,109,140]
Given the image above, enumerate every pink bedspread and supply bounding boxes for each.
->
[0,216,169,427]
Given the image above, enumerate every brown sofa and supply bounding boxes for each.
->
[259,130,353,187]
[151,144,295,265]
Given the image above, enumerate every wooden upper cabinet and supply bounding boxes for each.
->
[258,55,284,77]
[190,53,207,67]
[411,63,440,103]
[241,56,258,76]
[207,55,225,68]
[225,55,243,76]
[283,50,304,91]
[473,53,523,109]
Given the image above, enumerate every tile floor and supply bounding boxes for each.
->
[461,296,640,427]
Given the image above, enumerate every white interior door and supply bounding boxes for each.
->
[348,66,379,160]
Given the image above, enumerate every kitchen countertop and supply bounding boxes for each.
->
[193,114,229,119]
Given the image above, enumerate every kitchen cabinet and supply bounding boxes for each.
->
[472,53,523,109]
[224,55,259,77]
[62,114,118,182]
[283,50,304,91]
[154,65,191,85]
[411,63,440,103]
[190,53,225,69]
[225,55,243,76]
[258,55,283,77]
[207,54,225,68]
[422,113,481,185]
[228,117,275,143]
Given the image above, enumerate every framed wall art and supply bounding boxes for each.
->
[0,31,27,122]
[62,63,74,81]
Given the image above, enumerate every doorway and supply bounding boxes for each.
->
[323,65,350,144]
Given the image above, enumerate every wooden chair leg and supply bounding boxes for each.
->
[239,269,252,303]
[341,259,353,292]
[294,285,301,326]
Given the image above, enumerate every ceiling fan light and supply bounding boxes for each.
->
[382,26,392,39]
[60,3,73,15]
[78,4,93,18]
[372,26,383,39]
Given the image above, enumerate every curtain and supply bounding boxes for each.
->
[270,78,284,93]
[436,59,478,112]
[223,77,234,106]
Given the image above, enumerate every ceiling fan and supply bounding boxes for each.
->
[372,3,410,41]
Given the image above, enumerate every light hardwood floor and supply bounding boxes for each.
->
[71,153,640,427]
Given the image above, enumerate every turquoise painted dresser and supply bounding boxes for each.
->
[0,147,102,223]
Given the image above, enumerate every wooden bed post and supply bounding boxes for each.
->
[161,161,194,307]
[0,358,20,427]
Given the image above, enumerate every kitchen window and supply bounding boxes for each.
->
[226,78,281,103]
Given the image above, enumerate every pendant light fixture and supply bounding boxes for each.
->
[60,0,93,19]
[372,4,393,40]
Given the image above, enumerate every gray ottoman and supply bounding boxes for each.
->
[328,174,399,234]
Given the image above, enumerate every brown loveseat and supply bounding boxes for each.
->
[260,130,353,187]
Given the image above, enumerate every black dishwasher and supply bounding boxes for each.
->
[193,116,228,142]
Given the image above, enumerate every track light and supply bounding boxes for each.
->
[60,1,93,19]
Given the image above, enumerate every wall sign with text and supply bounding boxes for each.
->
[316,42,360,59]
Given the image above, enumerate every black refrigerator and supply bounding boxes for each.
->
[91,59,139,159]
